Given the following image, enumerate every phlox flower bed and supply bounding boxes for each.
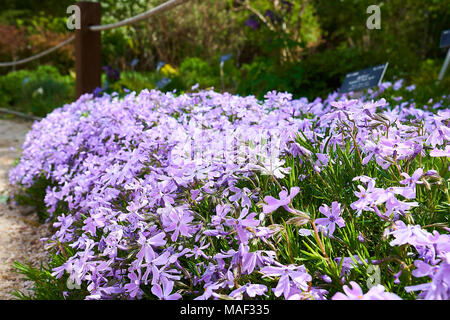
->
[9,84,449,300]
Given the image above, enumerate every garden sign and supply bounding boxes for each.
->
[340,63,389,94]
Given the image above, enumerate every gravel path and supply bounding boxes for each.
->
[0,118,51,300]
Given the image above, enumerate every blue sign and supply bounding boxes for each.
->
[130,58,139,68]
[156,77,172,89]
[440,30,450,48]
[340,63,388,93]
[220,54,232,63]
[156,61,166,72]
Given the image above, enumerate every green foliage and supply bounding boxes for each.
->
[12,246,89,300]
[109,71,155,94]
[12,174,54,223]
[0,65,74,117]
[237,57,305,99]
[178,57,217,89]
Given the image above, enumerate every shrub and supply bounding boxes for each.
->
[10,82,449,300]
[0,65,74,117]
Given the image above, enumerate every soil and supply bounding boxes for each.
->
[0,118,51,300]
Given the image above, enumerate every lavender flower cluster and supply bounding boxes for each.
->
[9,80,449,300]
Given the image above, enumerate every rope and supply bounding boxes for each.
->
[0,0,188,68]
[0,0,188,67]
[89,0,189,32]
[0,108,42,121]
[0,36,75,68]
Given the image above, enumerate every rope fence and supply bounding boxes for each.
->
[89,0,188,32]
[0,0,189,113]
[0,36,75,68]
[0,0,188,68]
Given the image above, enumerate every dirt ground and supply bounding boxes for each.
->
[0,118,51,300]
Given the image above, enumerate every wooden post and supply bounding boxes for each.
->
[75,1,101,98]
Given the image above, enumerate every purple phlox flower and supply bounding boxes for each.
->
[211,203,231,226]
[332,281,401,300]
[82,210,107,237]
[289,142,313,159]
[136,232,167,265]
[264,10,282,24]
[405,262,450,300]
[213,248,239,270]
[139,250,173,285]
[93,87,103,98]
[185,241,210,260]
[315,201,345,236]
[430,145,450,157]
[350,178,381,216]
[426,125,450,148]
[382,186,419,217]
[287,286,329,300]
[151,278,181,300]
[253,226,276,238]
[298,228,313,237]
[225,208,260,243]
[361,140,390,169]
[125,197,148,219]
[352,175,376,184]
[190,189,201,201]
[53,214,74,242]
[262,186,300,214]
[194,282,222,300]
[400,168,424,187]
[382,138,416,161]
[124,269,143,299]
[358,233,366,243]
[393,269,403,284]
[229,283,268,299]
[240,245,276,275]
[314,153,329,170]
[388,220,432,247]
[102,65,120,81]
[92,284,124,299]
[154,180,177,206]
[281,1,293,13]
[398,168,424,199]
[334,255,366,277]
[260,264,311,299]
[393,79,404,91]
[159,205,195,242]
[411,260,439,278]
[320,274,332,283]
[228,186,252,208]
[245,15,260,30]
[251,156,291,179]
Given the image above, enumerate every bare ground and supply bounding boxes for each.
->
[0,118,51,300]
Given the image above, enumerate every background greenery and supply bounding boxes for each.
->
[0,0,449,116]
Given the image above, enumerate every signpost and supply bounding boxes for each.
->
[340,63,389,95]
[438,30,450,83]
